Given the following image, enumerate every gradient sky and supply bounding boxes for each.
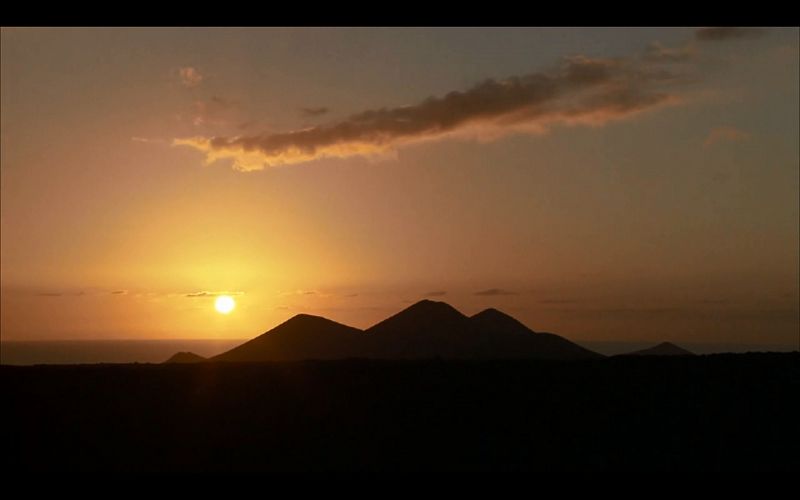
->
[1,27,798,347]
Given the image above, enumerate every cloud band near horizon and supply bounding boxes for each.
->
[174,55,682,171]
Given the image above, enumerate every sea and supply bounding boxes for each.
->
[0,339,796,365]
[0,339,246,365]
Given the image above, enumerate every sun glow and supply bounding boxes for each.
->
[214,295,236,314]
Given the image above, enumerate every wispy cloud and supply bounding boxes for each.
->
[278,289,339,298]
[301,107,329,117]
[34,290,86,297]
[475,288,518,296]
[704,126,750,147]
[177,66,204,87]
[210,96,237,107]
[175,55,682,171]
[539,298,580,305]
[185,290,244,298]
[131,137,168,145]
[695,28,766,42]
[642,42,696,63]
[425,290,448,297]
[182,96,242,128]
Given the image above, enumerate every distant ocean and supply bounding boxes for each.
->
[0,339,246,365]
[0,339,795,365]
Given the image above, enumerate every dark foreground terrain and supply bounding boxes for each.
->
[3,353,798,474]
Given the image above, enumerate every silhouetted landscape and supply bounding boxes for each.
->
[3,300,798,474]
[622,341,696,357]
[209,300,601,362]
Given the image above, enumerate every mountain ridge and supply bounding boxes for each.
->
[200,299,602,362]
[164,351,207,364]
[622,342,695,356]
[212,314,365,362]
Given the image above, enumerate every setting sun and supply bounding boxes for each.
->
[215,295,236,315]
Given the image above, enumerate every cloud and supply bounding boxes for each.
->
[539,299,580,304]
[695,28,766,41]
[704,126,750,147]
[185,291,244,298]
[185,97,241,128]
[237,120,258,130]
[475,288,518,296]
[279,289,337,298]
[642,42,696,63]
[178,66,204,87]
[301,107,330,117]
[132,137,168,145]
[175,55,682,171]
[210,96,237,108]
[110,290,128,295]
[34,290,86,297]
[425,291,448,297]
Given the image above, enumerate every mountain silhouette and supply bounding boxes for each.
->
[212,314,365,362]
[164,352,206,363]
[207,300,601,362]
[469,307,602,359]
[623,342,695,356]
[363,300,474,358]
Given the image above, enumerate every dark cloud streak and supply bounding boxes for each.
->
[642,42,695,63]
[695,28,766,41]
[175,55,681,171]
[301,107,330,117]
[185,291,244,298]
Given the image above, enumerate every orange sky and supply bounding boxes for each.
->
[1,28,798,347]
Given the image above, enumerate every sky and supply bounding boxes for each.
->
[1,27,798,348]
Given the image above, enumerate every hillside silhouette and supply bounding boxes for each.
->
[164,352,207,363]
[468,307,601,359]
[213,314,365,362]
[623,342,695,356]
[207,299,600,362]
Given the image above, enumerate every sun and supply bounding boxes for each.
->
[214,295,236,314]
